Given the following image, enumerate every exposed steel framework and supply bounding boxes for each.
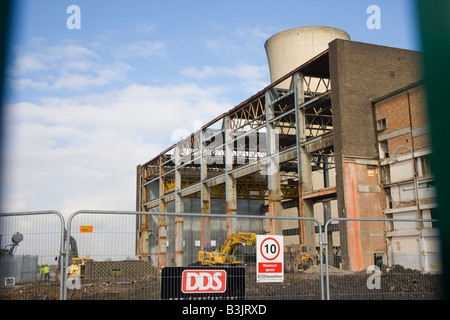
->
[136,50,336,265]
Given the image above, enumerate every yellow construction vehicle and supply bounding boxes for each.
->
[67,257,91,278]
[284,244,314,272]
[198,232,256,265]
[198,232,314,272]
[57,257,91,280]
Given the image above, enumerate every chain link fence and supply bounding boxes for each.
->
[0,210,443,300]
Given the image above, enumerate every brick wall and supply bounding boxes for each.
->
[329,40,423,271]
[375,85,430,155]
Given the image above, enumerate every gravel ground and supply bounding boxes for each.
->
[0,264,443,300]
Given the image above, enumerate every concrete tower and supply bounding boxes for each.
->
[264,26,350,88]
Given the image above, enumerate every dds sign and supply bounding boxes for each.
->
[182,270,227,293]
[160,266,245,299]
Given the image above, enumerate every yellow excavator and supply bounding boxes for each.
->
[284,244,314,272]
[67,257,91,278]
[56,230,92,280]
[198,232,256,265]
[198,232,314,271]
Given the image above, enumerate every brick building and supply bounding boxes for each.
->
[372,81,440,272]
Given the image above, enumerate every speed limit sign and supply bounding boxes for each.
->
[256,235,284,283]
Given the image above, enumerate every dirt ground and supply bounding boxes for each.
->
[246,264,443,300]
[0,264,443,300]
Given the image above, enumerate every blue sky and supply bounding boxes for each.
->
[1,0,422,219]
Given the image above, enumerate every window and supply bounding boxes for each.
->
[379,140,389,159]
[417,155,432,177]
[377,118,387,131]
[384,187,392,209]
[381,165,391,184]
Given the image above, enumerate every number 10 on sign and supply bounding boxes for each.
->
[256,235,284,283]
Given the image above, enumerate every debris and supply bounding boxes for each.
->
[0,264,442,300]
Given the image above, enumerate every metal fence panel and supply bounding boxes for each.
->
[62,210,324,300]
[0,211,65,300]
[0,210,444,300]
[324,218,443,300]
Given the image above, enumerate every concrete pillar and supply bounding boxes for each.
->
[136,165,148,260]
[174,145,184,266]
[323,158,334,265]
[294,72,315,254]
[158,157,168,268]
[225,116,238,236]
[201,130,211,248]
[265,90,283,235]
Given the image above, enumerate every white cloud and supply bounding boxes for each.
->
[204,25,275,62]
[9,40,133,91]
[51,61,133,90]
[3,30,268,218]
[10,77,50,90]
[12,40,100,74]
[114,41,167,60]
[182,64,268,95]
[12,54,47,73]
[133,21,157,35]
[2,82,231,217]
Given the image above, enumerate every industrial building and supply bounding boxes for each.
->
[135,27,438,272]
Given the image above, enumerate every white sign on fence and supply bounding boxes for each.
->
[5,277,15,286]
[256,235,284,283]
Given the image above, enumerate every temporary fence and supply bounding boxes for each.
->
[0,210,443,300]
[63,210,324,301]
[0,211,66,300]
[324,217,442,300]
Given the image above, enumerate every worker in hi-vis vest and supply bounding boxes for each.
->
[40,264,50,281]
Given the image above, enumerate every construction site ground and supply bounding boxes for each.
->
[0,264,442,300]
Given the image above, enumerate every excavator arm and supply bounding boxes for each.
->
[198,232,256,265]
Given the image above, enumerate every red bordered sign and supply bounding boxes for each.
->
[256,235,284,283]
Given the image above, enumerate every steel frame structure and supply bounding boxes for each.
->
[136,50,337,264]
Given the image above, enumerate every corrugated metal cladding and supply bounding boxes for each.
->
[0,255,38,284]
